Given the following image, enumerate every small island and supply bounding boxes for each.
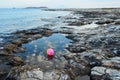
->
[25,6,48,9]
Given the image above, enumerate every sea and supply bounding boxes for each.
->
[0,8,70,33]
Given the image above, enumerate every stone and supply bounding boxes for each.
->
[91,67,107,80]
[102,57,120,69]
[31,34,42,40]
[66,45,86,53]
[0,50,10,56]
[0,64,11,74]
[20,68,43,80]
[43,70,70,80]
[4,43,18,53]
[13,47,25,53]
[9,56,24,66]
[91,67,106,76]
[68,21,91,26]
[20,38,29,43]
[59,72,71,80]
[114,19,120,25]
[65,62,90,79]
[43,71,58,80]
[96,19,114,24]
[106,69,120,80]
[29,69,43,79]
[11,39,22,47]
[91,67,120,80]
[63,53,75,60]
[41,28,53,36]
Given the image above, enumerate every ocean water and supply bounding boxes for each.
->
[0,8,69,33]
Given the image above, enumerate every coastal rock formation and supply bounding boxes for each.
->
[0,8,120,80]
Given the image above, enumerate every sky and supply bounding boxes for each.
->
[0,0,120,8]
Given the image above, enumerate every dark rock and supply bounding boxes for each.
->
[66,45,86,53]
[0,50,9,56]
[25,30,40,35]
[68,21,91,26]
[66,34,78,40]
[20,38,29,43]
[63,54,75,60]
[0,64,11,80]
[9,56,24,66]
[114,20,120,25]
[14,30,27,34]
[57,16,62,18]
[96,19,114,24]
[4,43,18,53]
[11,39,22,47]
[91,67,120,80]
[65,65,90,80]
[13,47,25,53]
[102,57,120,69]
[39,28,53,36]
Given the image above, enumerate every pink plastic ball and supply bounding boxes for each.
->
[47,48,54,56]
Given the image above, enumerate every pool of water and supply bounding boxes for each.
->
[17,33,72,70]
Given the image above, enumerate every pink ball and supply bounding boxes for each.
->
[47,48,54,56]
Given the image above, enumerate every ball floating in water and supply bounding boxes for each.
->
[47,48,54,57]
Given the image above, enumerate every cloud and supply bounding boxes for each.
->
[0,0,120,8]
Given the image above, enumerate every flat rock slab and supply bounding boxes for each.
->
[20,68,71,80]
[91,67,120,80]
[75,75,90,80]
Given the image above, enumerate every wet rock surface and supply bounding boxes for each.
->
[91,67,120,80]
[0,8,120,80]
[9,56,24,66]
[60,8,120,80]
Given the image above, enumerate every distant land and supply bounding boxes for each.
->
[25,7,48,9]
[24,7,120,10]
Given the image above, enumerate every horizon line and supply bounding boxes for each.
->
[0,6,120,9]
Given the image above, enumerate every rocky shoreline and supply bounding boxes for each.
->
[0,8,120,80]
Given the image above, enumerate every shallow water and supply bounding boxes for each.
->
[17,33,71,70]
[20,33,71,58]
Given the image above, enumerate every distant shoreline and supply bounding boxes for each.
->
[24,7,120,11]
